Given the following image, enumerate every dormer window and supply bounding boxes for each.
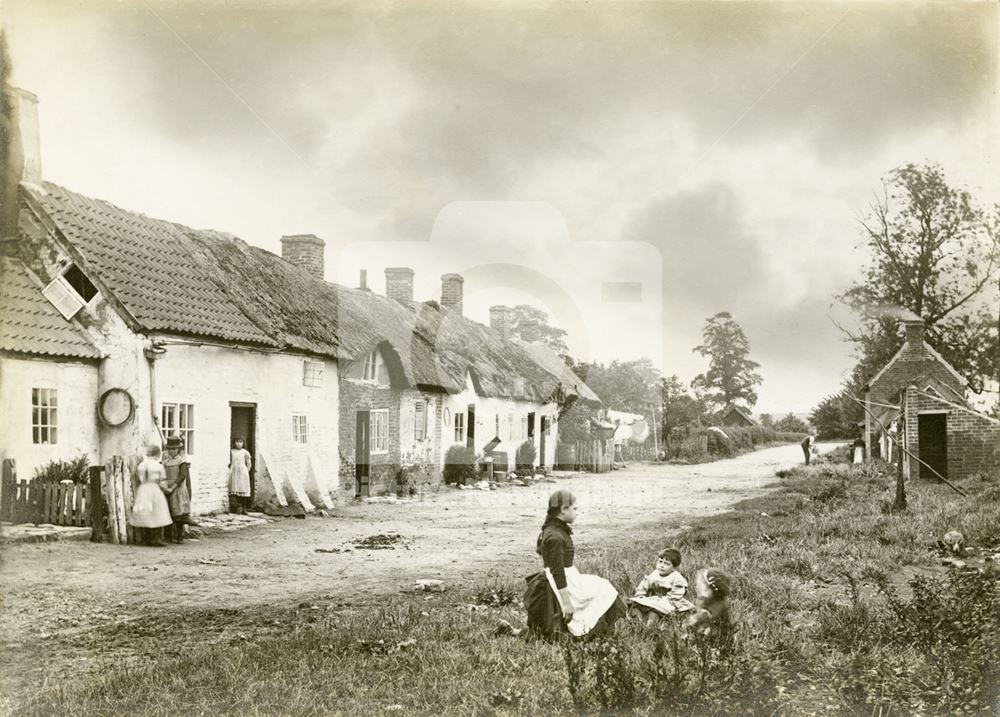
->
[41,264,98,320]
[361,348,390,386]
[63,264,98,302]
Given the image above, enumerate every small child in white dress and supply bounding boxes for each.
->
[629,548,696,626]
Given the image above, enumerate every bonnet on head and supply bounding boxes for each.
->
[547,489,575,512]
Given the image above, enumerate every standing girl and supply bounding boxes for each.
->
[228,436,252,514]
[161,434,192,543]
[536,489,625,638]
[130,444,173,546]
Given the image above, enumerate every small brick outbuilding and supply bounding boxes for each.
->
[863,315,1000,481]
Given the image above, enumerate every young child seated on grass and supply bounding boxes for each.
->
[687,567,735,637]
[629,548,696,626]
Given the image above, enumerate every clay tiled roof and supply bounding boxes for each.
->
[22,183,277,347]
[0,257,101,359]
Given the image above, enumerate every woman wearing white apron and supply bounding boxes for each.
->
[537,489,625,638]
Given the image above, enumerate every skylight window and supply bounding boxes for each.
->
[63,264,98,302]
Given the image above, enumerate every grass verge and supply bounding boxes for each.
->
[9,458,1000,716]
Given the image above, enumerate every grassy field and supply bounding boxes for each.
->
[10,454,1000,716]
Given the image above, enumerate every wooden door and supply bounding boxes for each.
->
[539,416,548,468]
[917,413,948,481]
[356,410,371,497]
[466,404,476,452]
[230,404,257,505]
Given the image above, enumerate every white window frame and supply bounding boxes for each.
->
[161,402,195,454]
[371,409,389,454]
[521,416,529,440]
[363,350,378,382]
[303,360,324,387]
[41,275,84,320]
[414,401,427,441]
[292,414,308,444]
[454,412,465,443]
[31,388,58,445]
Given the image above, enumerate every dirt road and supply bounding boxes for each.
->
[0,443,830,644]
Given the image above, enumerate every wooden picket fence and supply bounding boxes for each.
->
[0,457,140,544]
[0,459,91,526]
[566,439,614,473]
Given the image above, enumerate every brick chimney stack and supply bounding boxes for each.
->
[441,273,464,314]
[385,267,414,303]
[359,269,369,291]
[280,234,325,280]
[489,305,512,341]
[520,319,540,343]
[2,87,42,235]
[903,318,925,346]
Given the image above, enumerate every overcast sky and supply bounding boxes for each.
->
[4,1,997,414]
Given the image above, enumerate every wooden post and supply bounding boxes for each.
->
[89,466,106,541]
[893,449,906,511]
[0,459,15,522]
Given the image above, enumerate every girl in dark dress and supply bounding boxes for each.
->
[533,489,625,637]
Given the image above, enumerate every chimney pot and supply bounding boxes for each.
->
[280,234,325,281]
[385,267,415,303]
[441,273,464,315]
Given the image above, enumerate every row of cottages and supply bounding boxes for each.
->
[0,181,601,511]
[0,90,601,512]
[863,315,1000,481]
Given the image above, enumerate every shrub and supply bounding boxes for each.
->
[442,445,476,485]
[32,455,89,484]
[515,440,537,471]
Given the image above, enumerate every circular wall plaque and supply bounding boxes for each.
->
[443,407,451,426]
[98,388,134,427]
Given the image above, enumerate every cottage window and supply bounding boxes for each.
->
[363,350,378,381]
[41,275,84,320]
[507,413,514,441]
[414,401,427,441]
[454,412,465,443]
[31,388,58,444]
[63,264,98,302]
[303,361,323,387]
[161,403,195,453]
[495,414,500,437]
[523,415,530,439]
[292,414,308,444]
[371,409,389,454]
[362,349,390,386]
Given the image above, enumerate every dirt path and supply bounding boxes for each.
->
[0,443,830,644]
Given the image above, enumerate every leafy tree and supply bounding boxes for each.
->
[691,312,763,409]
[510,305,569,356]
[774,413,809,433]
[659,375,707,438]
[572,358,661,415]
[810,392,859,440]
[759,413,774,428]
[840,164,1000,391]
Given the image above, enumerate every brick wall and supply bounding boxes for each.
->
[280,235,325,281]
[385,268,414,303]
[337,378,401,496]
[904,386,1000,481]
[440,273,463,314]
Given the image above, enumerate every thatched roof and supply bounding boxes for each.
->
[24,181,601,401]
[514,339,601,406]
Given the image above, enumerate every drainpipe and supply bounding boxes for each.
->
[143,341,167,445]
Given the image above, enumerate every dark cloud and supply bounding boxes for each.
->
[622,183,773,314]
[21,0,989,210]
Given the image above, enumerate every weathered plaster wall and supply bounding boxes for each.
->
[0,356,100,480]
[155,343,339,514]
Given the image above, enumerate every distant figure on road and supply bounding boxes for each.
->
[801,433,817,465]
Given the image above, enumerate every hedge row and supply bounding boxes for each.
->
[668,425,806,463]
